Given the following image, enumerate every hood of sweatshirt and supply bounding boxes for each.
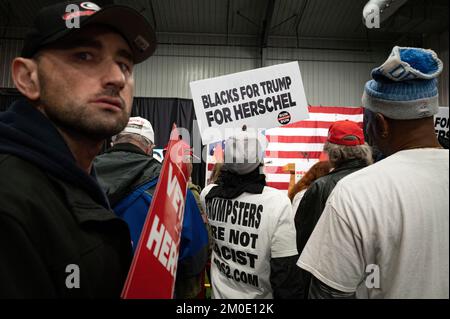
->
[0,99,110,209]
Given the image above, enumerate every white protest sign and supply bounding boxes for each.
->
[190,62,309,144]
[434,107,449,140]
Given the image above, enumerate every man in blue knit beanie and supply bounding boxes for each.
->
[297,46,449,299]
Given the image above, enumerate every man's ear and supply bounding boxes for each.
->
[11,57,40,100]
[375,113,390,139]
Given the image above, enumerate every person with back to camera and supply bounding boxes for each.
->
[288,160,331,213]
[298,46,449,299]
[200,128,302,299]
[294,120,373,298]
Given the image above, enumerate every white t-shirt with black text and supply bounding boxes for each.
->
[298,149,449,298]
[201,185,298,299]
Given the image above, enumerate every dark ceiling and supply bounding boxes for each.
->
[0,0,448,47]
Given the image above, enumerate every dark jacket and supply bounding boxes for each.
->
[0,100,132,298]
[294,159,368,298]
[94,143,209,299]
[94,143,161,207]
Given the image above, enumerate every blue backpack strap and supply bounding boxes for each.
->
[114,178,158,216]
[177,189,209,277]
[113,178,159,251]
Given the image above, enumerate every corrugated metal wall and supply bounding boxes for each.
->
[265,45,384,106]
[0,39,23,89]
[0,37,396,107]
[135,39,384,106]
[425,31,449,107]
[134,44,259,99]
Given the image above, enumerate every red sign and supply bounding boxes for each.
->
[121,126,190,298]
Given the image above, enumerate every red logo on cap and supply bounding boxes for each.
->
[63,10,96,21]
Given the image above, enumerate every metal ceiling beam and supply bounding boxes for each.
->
[156,31,394,42]
[261,0,275,48]
[271,14,297,31]
[148,0,157,30]
[236,11,259,28]
[386,0,446,45]
[294,0,309,48]
[226,0,231,45]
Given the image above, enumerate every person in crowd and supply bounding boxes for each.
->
[208,162,224,185]
[183,148,211,298]
[207,142,225,185]
[295,120,373,298]
[438,135,449,149]
[94,117,161,247]
[95,118,209,299]
[166,140,207,224]
[188,179,204,219]
[298,46,449,298]
[200,128,302,299]
[0,1,156,298]
[288,161,331,212]
[202,148,225,295]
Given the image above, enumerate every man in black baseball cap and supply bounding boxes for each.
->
[21,1,156,63]
[0,2,156,298]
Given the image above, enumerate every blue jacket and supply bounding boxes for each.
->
[94,144,209,280]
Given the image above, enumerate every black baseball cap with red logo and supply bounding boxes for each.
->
[21,1,157,63]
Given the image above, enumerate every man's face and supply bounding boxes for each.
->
[34,25,135,140]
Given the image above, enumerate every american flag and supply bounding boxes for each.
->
[206,106,364,192]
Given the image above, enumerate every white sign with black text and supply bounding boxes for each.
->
[434,107,449,140]
[190,62,309,144]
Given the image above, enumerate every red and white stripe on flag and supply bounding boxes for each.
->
[205,106,363,191]
[263,106,363,191]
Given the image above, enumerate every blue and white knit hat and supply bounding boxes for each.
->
[362,46,443,119]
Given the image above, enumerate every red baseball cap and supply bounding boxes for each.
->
[327,120,364,146]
